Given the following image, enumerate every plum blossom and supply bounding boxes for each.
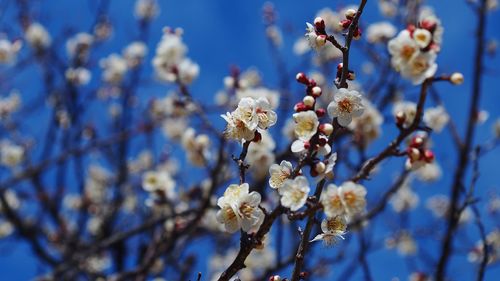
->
[221,97,277,142]
[423,106,449,133]
[0,141,24,167]
[25,22,51,50]
[366,21,397,43]
[142,170,176,200]
[123,41,148,67]
[181,128,210,166]
[216,183,264,233]
[310,216,347,246]
[293,110,319,141]
[321,181,367,218]
[0,39,22,64]
[134,0,160,20]
[100,54,128,84]
[279,176,310,211]
[327,88,364,127]
[268,160,293,190]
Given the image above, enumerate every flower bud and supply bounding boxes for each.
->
[347,71,356,81]
[314,17,325,30]
[353,28,362,40]
[345,8,357,20]
[411,136,424,148]
[296,72,309,84]
[311,86,322,97]
[269,276,282,281]
[303,141,311,149]
[315,162,326,174]
[308,78,317,87]
[423,149,435,162]
[319,123,334,136]
[395,111,406,126]
[316,34,327,47]
[317,136,328,146]
[303,95,315,108]
[339,19,352,29]
[450,72,464,85]
[408,147,421,162]
[315,108,326,117]
[294,102,307,112]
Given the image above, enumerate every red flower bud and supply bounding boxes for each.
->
[423,150,435,163]
[296,72,309,84]
[315,108,326,117]
[339,19,352,29]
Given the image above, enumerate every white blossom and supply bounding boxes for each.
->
[310,216,347,246]
[100,54,128,84]
[321,181,367,218]
[279,176,310,211]
[423,106,449,133]
[123,41,148,67]
[293,110,319,141]
[216,183,264,233]
[268,161,293,189]
[25,22,51,49]
[0,141,24,167]
[135,0,160,20]
[0,39,22,64]
[366,22,397,43]
[65,67,91,86]
[327,88,364,127]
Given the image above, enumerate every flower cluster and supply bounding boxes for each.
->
[216,183,264,233]
[320,181,367,219]
[152,27,199,84]
[221,97,277,142]
[388,10,443,84]
[405,135,435,170]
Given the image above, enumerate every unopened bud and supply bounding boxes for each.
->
[314,17,325,29]
[423,149,435,162]
[339,19,352,29]
[303,141,311,149]
[450,72,464,85]
[296,72,309,84]
[395,111,406,125]
[345,9,357,20]
[411,136,424,148]
[408,148,421,162]
[319,123,334,136]
[353,28,362,40]
[303,96,315,108]
[315,108,326,117]
[316,34,327,47]
[311,86,322,97]
[294,102,307,112]
[308,78,317,87]
[269,276,282,281]
[315,162,326,174]
[347,71,356,81]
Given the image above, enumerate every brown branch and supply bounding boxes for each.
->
[351,78,432,183]
[435,0,488,279]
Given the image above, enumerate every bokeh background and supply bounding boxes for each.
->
[0,0,499,280]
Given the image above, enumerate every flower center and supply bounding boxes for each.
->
[338,99,353,113]
[343,191,357,206]
[401,45,415,60]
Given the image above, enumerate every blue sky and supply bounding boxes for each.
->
[0,0,499,280]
